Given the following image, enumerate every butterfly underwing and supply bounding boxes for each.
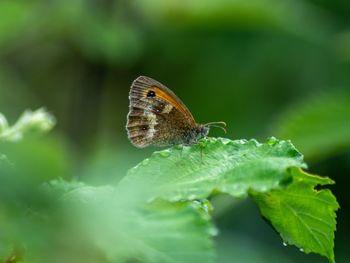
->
[126,76,226,148]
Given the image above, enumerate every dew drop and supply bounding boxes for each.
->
[299,248,304,252]
[283,242,287,247]
[159,151,170,158]
[267,136,278,145]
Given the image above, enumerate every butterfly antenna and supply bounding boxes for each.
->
[209,125,227,133]
[205,122,227,133]
[205,121,227,127]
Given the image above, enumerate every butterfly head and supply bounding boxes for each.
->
[198,125,210,138]
[194,121,226,142]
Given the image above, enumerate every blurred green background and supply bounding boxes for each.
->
[0,0,349,262]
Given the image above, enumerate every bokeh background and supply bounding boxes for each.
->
[0,0,349,262]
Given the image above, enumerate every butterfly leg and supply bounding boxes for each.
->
[198,141,206,164]
[179,145,184,159]
[200,146,204,164]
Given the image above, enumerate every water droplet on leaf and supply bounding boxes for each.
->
[267,137,278,145]
[159,151,170,158]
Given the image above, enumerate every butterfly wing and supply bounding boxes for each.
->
[126,76,197,148]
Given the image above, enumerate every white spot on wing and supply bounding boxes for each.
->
[147,113,157,125]
[147,125,156,139]
[162,104,173,114]
[145,112,157,139]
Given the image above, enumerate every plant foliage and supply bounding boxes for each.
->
[0,110,339,263]
[274,92,350,161]
[121,137,338,262]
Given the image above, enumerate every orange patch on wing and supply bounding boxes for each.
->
[145,87,195,123]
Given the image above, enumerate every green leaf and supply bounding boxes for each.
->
[121,137,338,262]
[120,137,305,202]
[274,92,350,161]
[55,181,215,263]
[251,168,339,263]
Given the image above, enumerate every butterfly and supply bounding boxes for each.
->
[126,76,226,148]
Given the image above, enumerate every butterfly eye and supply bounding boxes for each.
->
[147,90,156,98]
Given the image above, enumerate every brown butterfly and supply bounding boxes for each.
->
[126,76,226,148]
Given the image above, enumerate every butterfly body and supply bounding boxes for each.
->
[126,76,223,148]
